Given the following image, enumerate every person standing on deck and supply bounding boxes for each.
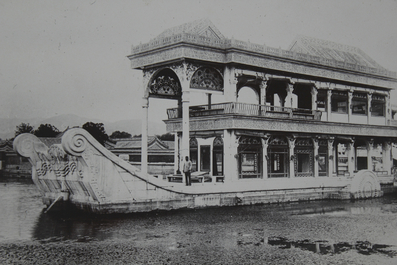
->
[183,156,192,186]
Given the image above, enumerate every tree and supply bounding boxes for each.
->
[34,124,60,137]
[109,131,132,139]
[156,133,174,141]
[82,122,109,146]
[15,123,34,137]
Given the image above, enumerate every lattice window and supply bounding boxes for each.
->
[318,140,328,177]
[352,92,367,115]
[149,69,181,98]
[190,67,223,91]
[213,137,223,176]
[268,136,288,178]
[331,90,348,113]
[189,138,198,172]
[238,136,261,179]
[294,138,314,177]
[371,94,385,117]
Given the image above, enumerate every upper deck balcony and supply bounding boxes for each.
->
[167,102,322,121]
[165,102,397,138]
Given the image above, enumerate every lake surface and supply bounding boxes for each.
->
[1,178,397,263]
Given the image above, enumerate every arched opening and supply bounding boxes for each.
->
[294,138,314,177]
[268,136,289,178]
[266,80,288,108]
[148,68,182,99]
[190,67,223,91]
[238,136,262,178]
[293,84,312,110]
[148,68,183,118]
[212,137,223,176]
[237,86,259,104]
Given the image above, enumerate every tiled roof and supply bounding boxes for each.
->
[112,136,173,150]
[155,18,225,40]
[289,35,384,70]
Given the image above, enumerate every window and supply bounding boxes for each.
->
[355,140,368,171]
[190,138,198,172]
[372,143,383,172]
[318,140,328,177]
[352,92,367,115]
[371,94,385,117]
[212,137,223,176]
[294,138,314,177]
[238,136,262,178]
[268,136,288,178]
[331,91,348,113]
[335,142,348,176]
[200,145,211,171]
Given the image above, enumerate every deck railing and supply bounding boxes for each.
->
[167,102,322,120]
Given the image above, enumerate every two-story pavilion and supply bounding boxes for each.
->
[128,19,397,191]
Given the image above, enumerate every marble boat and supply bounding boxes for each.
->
[13,19,397,214]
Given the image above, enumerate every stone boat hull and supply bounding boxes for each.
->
[13,129,384,214]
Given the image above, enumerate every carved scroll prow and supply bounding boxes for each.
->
[13,133,48,164]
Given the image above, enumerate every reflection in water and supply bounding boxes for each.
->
[2,178,397,262]
[266,236,397,257]
[32,212,111,243]
[0,178,44,241]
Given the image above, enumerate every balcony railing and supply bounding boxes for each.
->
[167,102,322,120]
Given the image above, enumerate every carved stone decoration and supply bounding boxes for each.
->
[213,136,223,146]
[238,136,261,145]
[269,136,288,146]
[148,68,182,99]
[295,138,313,146]
[190,67,224,91]
[185,62,200,81]
[189,137,198,147]
[350,170,382,199]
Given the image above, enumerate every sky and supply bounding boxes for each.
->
[1,0,397,128]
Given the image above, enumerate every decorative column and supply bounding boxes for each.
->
[285,82,294,108]
[327,90,332,122]
[261,137,269,179]
[383,141,392,175]
[174,132,180,174]
[386,92,391,125]
[367,139,374,171]
[223,129,238,183]
[288,137,296,178]
[224,66,237,102]
[181,91,190,180]
[260,79,267,106]
[347,138,355,176]
[328,138,334,177]
[348,90,353,123]
[141,97,149,176]
[313,138,319,178]
[367,93,372,125]
[311,86,318,112]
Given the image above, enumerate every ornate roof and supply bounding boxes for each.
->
[129,19,397,88]
[112,136,173,150]
[155,18,225,40]
[289,35,384,71]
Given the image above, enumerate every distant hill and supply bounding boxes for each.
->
[0,114,166,140]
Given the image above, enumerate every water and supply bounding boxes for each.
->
[1,178,397,263]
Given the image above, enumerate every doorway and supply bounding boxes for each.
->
[200,145,211,172]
